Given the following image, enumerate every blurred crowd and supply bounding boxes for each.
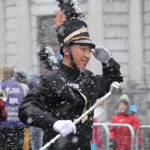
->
[0,65,43,150]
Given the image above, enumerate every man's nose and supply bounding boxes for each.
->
[84,51,91,59]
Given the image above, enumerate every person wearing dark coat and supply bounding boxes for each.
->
[18,1,123,150]
[19,38,123,149]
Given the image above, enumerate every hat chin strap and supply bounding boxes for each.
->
[67,45,79,71]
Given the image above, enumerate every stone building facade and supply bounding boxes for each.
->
[0,0,150,124]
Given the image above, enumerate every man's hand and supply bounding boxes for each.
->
[91,45,112,63]
[53,120,76,137]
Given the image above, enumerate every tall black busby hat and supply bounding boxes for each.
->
[56,0,95,55]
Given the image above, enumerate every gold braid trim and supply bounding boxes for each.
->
[64,28,88,43]
[78,91,88,123]
[67,85,88,123]
[71,36,92,42]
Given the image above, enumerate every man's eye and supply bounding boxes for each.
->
[80,47,86,50]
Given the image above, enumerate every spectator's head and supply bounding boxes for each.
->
[2,65,15,79]
[16,71,28,85]
[0,91,7,102]
[117,94,130,113]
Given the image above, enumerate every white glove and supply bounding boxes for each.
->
[53,120,76,137]
[91,45,112,63]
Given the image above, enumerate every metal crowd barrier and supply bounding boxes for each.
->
[135,125,150,150]
[93,123,135,150]
[93,123,110,150]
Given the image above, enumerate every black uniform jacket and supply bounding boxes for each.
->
[18,58,123,144]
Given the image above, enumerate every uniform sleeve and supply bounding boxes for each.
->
[95,57,123,98]
[131,115,142,146]
[109,116,116,140]
[18,75,58,129]
[102,58,123,83]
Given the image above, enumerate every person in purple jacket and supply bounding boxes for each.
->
[0,65,25,150]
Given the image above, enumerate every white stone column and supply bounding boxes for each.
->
[16,0,32,72]
[0,0,6,69]
[87,0,104,74]
[129,0,144,86]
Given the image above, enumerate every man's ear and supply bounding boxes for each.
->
[62,46,69,56]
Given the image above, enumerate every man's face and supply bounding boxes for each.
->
[118,102,128,113]
[71,44,91,69]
